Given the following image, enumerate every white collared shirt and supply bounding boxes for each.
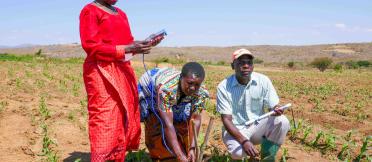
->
[216,72,279,126]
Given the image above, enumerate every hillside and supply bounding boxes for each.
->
[1,42,372,63]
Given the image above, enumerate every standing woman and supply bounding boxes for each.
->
[79,0,162,161]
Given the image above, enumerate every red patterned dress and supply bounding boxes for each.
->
[79,3,140,162]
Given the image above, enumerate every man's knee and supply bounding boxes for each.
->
[224,142,245,160]
[228,146,244,160]
[276,115,290,132]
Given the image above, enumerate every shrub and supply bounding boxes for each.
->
[153,57,185,65]
[35,49,43,57]
[287,61,295,68]
[345,60,359,69]
[253,58,264,64]
[153,57,169,64]
[216,60,226,66]
[333,64,343,73]
[311,57,333,72]
[357,60,370,67]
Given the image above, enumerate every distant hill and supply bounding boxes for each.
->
[1,42,371,63]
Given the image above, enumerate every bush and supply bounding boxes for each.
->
[333,64,343,73]
[253,58,264,64]
[357,60,370,67]
[35,49,43,57]
[287,61,295,68]
[311,57,333,72]
[153,57,169,64]
[216,60,226,66]
[153,57,185,65]
[345,60,359,69]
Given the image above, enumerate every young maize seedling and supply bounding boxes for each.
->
[301,126,313,143]
[290,119,303,138]
[310,131,323,147]
[324,133,336,150]
[344,130,353,142]
[337,143,350,161]
[280,147,288,162]
[355,136,371,161]
[39,96,51,119]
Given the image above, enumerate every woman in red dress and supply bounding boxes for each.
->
[79,0,162,161]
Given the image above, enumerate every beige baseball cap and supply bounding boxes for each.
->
[232,48,254,61]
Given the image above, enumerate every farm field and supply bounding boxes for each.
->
[0,54,371,162]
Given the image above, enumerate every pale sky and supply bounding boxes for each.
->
[1,0,371,47]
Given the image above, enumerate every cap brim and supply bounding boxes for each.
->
[236,53,254,60]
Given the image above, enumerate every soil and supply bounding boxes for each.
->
[0,61,370,162]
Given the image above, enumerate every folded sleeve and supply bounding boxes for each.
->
[79,8,125,61]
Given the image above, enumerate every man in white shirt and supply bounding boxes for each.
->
[217,49,290,161]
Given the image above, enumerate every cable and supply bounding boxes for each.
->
[142,53,175,156]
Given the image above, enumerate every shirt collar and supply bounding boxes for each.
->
[232,72,257,87]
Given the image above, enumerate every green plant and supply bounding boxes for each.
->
[39,97,51,119]
[72,82,81,97]
[356,113,368,121]
[310,131,324,147]
[338,143,351,161]
[125,149,151,162]
[209,145,232,162]
[74,158,82,162]
[25,70,33,77]
[338,130,356,161]
[333,64,343,72]
[68,110,76,122]
[35,49,43,57]
[345,60,359,69]
[253,58,264,64]
[280,147,288,162]
[356,60,370,67]
[80,99,88,117]
[0,53,35,62]
[287,61,295,68]
[311,97,325,112]
[311,57,333,72]
[355,136,371,161]
[344,130,353,142]
[43,71,54,80]
[0,101,9,113]
[59,79,68,92]
[301,126,313,143]
[290,119,303,139]
[205,100,218,116]
[216,60,226,66]
[324,133,336,150]
[35,79,45,89]
[40,123,59,162]
[15,78,22,88]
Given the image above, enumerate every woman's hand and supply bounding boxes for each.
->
[148,34,165,47]
[125,41,151,54]
[177,154,189,162]
[187,148,196,162]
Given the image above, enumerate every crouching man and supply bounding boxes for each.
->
[216,49,290,161]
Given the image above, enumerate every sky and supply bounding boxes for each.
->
[1,0,371,47]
